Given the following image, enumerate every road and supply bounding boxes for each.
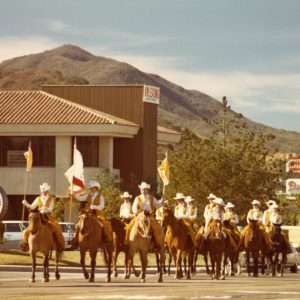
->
[1,271,300,300]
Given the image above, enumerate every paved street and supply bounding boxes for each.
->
[1,271,300,300]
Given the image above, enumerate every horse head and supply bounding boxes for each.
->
[162,207,174,228]
[208,220,224,240]
[28,209,42,234]
[133,211,151,239]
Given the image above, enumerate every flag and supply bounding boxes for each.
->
[24,142,33,172]
[65,141,85,193]
[158,152,170,186]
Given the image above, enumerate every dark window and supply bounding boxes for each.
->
[74,137,99,167]
[0,136,55,167]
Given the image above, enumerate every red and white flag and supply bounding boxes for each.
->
[65,141,85,193]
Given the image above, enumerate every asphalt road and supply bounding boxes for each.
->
[1,271,300,300]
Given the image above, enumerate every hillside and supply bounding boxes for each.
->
[0,44,299,152]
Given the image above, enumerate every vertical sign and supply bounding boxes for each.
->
[143,85,160,104]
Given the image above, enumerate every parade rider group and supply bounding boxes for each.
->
[20,180,289,252]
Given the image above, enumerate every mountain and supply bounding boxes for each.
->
[0,44,299,152]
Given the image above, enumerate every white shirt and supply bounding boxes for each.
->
[204,204,213,221]
[211,206,224,222]
[270,211,283,225]
[120,201,133,219]
[186,204,197,221]
[89,192,105,211]
[174,203,186,219]
[224,210,239,225]
[247,208,263,224]
[132,194,161,214]
[29,194,54,214]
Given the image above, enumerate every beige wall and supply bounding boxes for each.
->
[99,137,114,171]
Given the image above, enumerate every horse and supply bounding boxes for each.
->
[110,218,140,279]
[162,208,194,280]
[269,224,288,277]
[27,210,63,283]
[77,212,112,283]
[240,219,265,277]
[127,211,163,282]
[205,220,226,280]
[194,226,210,275]
[223,220,240,276]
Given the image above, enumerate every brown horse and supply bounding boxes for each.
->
[127,211,163,283]
[162,208,194,280]
[77,212,112,283]
[27,210,63,283]
[194,226,210,275]
[223,220,240,276]
[240,220,265,277]
[205,220,226,280]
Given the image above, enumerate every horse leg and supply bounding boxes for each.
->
[43,254,50,282]
[209,252,215,279]
[281,252,287,277]
[113,249,119,277]
[139,250,147,283]
[175,249,183,279]
[157,249,164,283]
[246,250,251,277]
[89,250,97,283]
[80,249,89,280]
[253,253,259,277]
[261,254,265,275]
[55,251,61,280]
[167,249,172,276]
[186,252,192,280]
[204,252,210,275]
[272,253,277,277]
[105,245,112,283]
[31,252,36,283]
[183,256,187,276]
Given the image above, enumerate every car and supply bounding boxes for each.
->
[239,243,300,273]
[0,220,75,250]
[0,220,28,249]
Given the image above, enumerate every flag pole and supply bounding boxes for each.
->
[22,140,32,221]
[68,137,76,223]
[22,171,28,221]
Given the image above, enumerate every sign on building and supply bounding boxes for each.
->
[286,155,300,173]
[143,85,160,104]
[286,178,300,195]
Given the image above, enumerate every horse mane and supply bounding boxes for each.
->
[129,212,150,241]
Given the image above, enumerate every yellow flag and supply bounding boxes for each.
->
[24,142,33,172]
[158,153,170,186]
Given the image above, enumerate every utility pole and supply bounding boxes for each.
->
[222,96,230,148]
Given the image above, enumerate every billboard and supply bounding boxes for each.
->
[286,155,300,173]
[286,179,300,195]
[143,85,160,104]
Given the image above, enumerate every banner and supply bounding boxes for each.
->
[286,178,300,195]
[286,155,300,173]
[65,143,85,193]
[24,142,33,172]
[158,153,170,186]
[143,85,160,104]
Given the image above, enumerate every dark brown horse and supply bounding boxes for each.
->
[162,208,194,280]
[26,210,63,283]
[194,227,210,275]
[269,224,288,277]
[240,220,265,277]
[77,212,112,283]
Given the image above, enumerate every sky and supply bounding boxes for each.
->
[0,0,300,131]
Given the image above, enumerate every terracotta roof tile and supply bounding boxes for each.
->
[0,90,137,126]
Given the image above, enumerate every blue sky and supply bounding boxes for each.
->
[0,0,300,131]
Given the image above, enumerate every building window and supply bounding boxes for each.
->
[0,136,55,167]
[74,137,99,167]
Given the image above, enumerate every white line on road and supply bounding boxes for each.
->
[70,296,232,300]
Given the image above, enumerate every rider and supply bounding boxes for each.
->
[155,198,169,226]
[224,202,240,240]
[125,182,164,250]
[119,191,134,222]
[72,180,113,247]
[184,195,198,245]
[21,182,65,251]
[204,193,217,232]
[263,200,277,233]
[174,193,186,219]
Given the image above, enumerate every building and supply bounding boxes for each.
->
[0,85,181,220]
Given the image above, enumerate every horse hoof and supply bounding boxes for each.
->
[124,274,130,279]
[158,277,163,283]
[105,277,111,283]
[55,273,60,280]
[42,277,49,283]
[89,277,95,283]
[30,278,35,283]
[113,272,118,278]
[140,278,146,283]
[220,276,225,280]
[84,272,89,280]
[134,270,141,278]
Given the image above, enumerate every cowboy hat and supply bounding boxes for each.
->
[174,193,185,200]
[138,182,151,190]
[225,202,235,209]
[271,203,279,209]
[120,191,132,199]
[266,200,276,207]
[207,193,216,200]
[40,182,50,193]
[213,197,225,206]
[185,196,194,203]
[88,180,101,190]
[251,199,261,206]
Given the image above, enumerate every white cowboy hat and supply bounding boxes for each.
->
[207,193,216,200]
[120,191,132,199]
[271,203,279,209]
[185,196,194,203]
[174,193,185,200]
[40,182,50,193]
[266,200,276,207]
[88,180,101,190]
[251,199,261,206]
[225,202,235,209]
[138,181,151,190]
[213,197,225,206]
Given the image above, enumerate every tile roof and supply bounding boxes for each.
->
[0,90,137,126]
